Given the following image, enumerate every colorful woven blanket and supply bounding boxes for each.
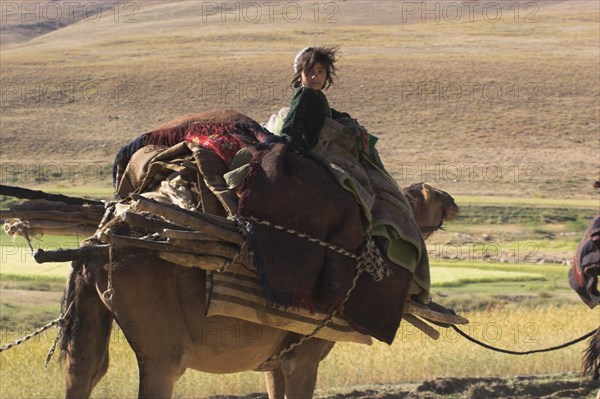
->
[112,110,271,191]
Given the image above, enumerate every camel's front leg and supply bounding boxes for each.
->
[265,366,286,399]
[280,338,335,399]
[137,358,184,399]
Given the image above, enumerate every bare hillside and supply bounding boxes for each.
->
[0,0,179,47]
[0,0,598,199]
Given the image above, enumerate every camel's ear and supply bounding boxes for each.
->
[421,182,433,203]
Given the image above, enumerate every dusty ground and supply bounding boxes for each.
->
[207,373,599,399]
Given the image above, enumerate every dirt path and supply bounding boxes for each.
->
[208,373,599,399]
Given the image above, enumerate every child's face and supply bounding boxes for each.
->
[301,62,327,90]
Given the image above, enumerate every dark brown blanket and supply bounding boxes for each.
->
[238,143,411,344]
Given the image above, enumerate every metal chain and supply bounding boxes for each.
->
[259,256,367,369]
[233,215,391,369]
[233,215,359,259]
[232,214,391,281]
[234,214,388,284]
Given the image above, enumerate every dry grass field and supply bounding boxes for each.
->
[0,299,597,398]
[1,0,599,398]
[1,0,598,198]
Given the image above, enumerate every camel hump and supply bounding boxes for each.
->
[156,109,257,130]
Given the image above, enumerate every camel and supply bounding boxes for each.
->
[57,183,457,399]
[53,110,461,398]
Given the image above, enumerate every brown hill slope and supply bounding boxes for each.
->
[0,0,178,47]
[1,0,598,199]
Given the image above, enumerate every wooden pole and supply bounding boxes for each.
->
[161,229,222,242]
[130,194,237,231]
[120,211,192,233]
[9,200,105,214]
[0,210,102,225]
[402,314,440,340]
[0,184,104,206]
[404,301,469,325]
[34,245,110,263]
[129,196,243,245]
[158,251,228,270]
[25,226,98,237]
[107,233,239,259]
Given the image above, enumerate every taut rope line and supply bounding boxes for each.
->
[452,325,597,355]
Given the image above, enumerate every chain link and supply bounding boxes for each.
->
[232,215,390,281]
[230,215,390,368]
[232,215,359,259]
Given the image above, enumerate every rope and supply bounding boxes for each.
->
[220,239,249,272]
[3,219,33,251]
[238,212,596,361]
[0,320,61,354]
[102,245,115,302]
[0,301,74,363]
[355,234,391,281]
[452,325,597,355]
[45,300,75,366]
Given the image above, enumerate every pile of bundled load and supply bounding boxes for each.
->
[1,186,105,245]
[100,194,246,272]
[1,109,468,345]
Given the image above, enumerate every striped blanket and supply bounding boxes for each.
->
[206,265,372,345]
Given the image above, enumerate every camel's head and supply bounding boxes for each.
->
[402,182,459,240]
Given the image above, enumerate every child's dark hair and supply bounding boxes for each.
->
[291,46,339,89]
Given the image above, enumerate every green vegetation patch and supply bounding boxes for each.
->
[431,266,544,287]
[454,195,600,209]
[454,205,594,226]
[1,232,81,279]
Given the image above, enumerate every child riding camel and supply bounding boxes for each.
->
[269,46,431,305]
